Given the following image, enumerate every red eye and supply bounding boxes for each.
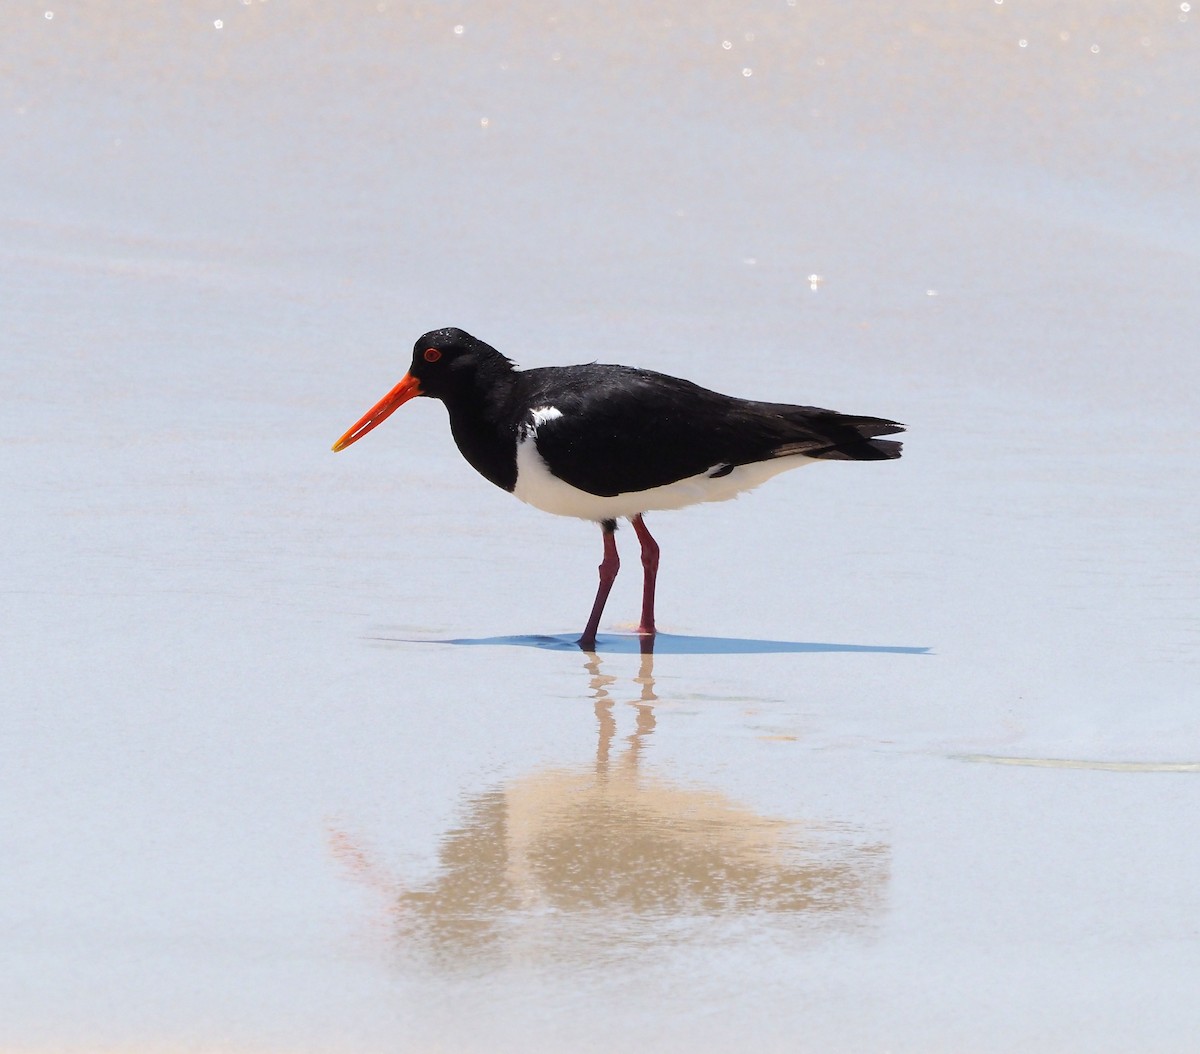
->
[423,347,442,363]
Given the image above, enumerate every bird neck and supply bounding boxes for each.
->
[441,362,522,493]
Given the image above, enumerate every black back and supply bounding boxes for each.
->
[516,364,902,496]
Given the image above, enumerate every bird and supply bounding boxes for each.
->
[332,327,903,649]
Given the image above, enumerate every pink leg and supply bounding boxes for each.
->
[579,520,619,650]
[630,513,659,637]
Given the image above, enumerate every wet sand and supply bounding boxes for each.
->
[3,3,1198,1051]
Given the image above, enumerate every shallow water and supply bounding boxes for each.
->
[3,3,1199,1051]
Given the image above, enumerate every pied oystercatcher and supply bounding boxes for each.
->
[333,328,903,648]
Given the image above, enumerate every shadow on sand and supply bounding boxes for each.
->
[372,632,931,656]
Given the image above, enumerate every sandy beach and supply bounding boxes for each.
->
[3,3,1198,1050]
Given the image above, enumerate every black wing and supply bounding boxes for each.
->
[518,364,903,497]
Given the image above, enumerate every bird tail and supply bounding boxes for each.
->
[773,414,905,461]
[852,437,903,460]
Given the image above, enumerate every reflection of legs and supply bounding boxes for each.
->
[634,649,657,702]
[579,519,619,650]
[585,649,618,773]
[623,653,657,773]
[631,514,659,637]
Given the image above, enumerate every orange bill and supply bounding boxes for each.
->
[332,373,423,451]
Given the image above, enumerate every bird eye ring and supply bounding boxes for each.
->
[423,347,442,362]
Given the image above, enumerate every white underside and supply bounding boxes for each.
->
[512,411,815,522]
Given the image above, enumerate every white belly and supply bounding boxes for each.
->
[512,431,815,522]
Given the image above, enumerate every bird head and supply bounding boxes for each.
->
[331,328,510,452]
[403,328,512,400]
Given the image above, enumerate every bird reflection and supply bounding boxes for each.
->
[330,649,889,968]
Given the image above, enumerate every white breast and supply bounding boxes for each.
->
[511,406,815,522]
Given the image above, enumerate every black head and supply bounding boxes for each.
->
[332,327,515,452]
[407,327,515,400]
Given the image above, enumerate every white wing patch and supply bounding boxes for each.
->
[528,405,562,430]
